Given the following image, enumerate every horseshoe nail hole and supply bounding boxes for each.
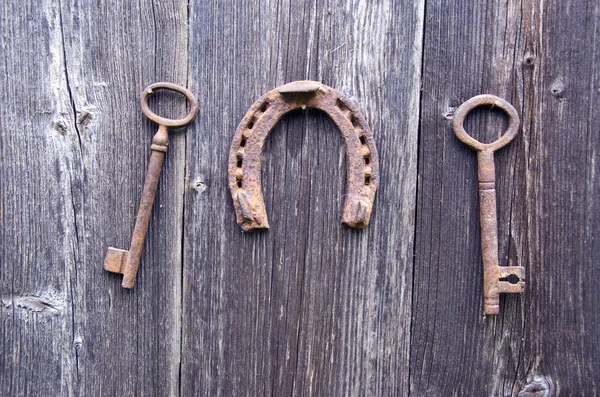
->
[240,136,247,147]
[359,135,367,145]
[364,175,371,185]
[248,121,254,129]
[351,117,359,126]
[500,274,521,284]
[237,158,243,168]
[336,99,346,110]
[364,156,370,165]
[237,179,243,188]
[260,103,268,112]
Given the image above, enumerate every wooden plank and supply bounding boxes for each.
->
[1,0,190,395]
[0,2,80,395]
[517,0,600,394]
[182,0,424,395]
[4,0,597,395]
[59,0,191,395]
[412,0,600,395]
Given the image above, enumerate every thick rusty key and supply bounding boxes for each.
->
[104,82,198,289]
[453,94,525,316]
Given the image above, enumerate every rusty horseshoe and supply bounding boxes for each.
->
[228,81,379,231]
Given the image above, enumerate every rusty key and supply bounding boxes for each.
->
[104,82,198,289]
[453,94,525,316]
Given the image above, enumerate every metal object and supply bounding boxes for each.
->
[104,82,198,289]
[228,80,379,231]
[453,94,525,316]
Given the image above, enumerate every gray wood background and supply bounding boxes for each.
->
[0,0,598,396]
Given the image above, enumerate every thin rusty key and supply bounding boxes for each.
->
[453,94,525,316]
[104,82,198,289]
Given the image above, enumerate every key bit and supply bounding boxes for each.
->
[104,82,198,289]
[453,94,525,316]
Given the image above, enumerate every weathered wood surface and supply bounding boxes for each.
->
[182,1,423,395]
[1,0,188,395]
[0,0,598,396]
[413,0,600,395]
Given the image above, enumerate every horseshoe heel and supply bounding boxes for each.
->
[228,81,379,231]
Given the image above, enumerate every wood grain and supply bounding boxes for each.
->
[181,0,423,395]
[1,0,599,396]
[59,0,191,394]
[0,2,80,395]
[1,0,190,395]
[412,0,600,395]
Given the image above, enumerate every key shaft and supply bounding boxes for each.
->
[477,150,502,314]
[104,126,168,288]
[124,127,167,287]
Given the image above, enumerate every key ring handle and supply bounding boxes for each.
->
[141,82,199,128]
[453,94,520,152]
